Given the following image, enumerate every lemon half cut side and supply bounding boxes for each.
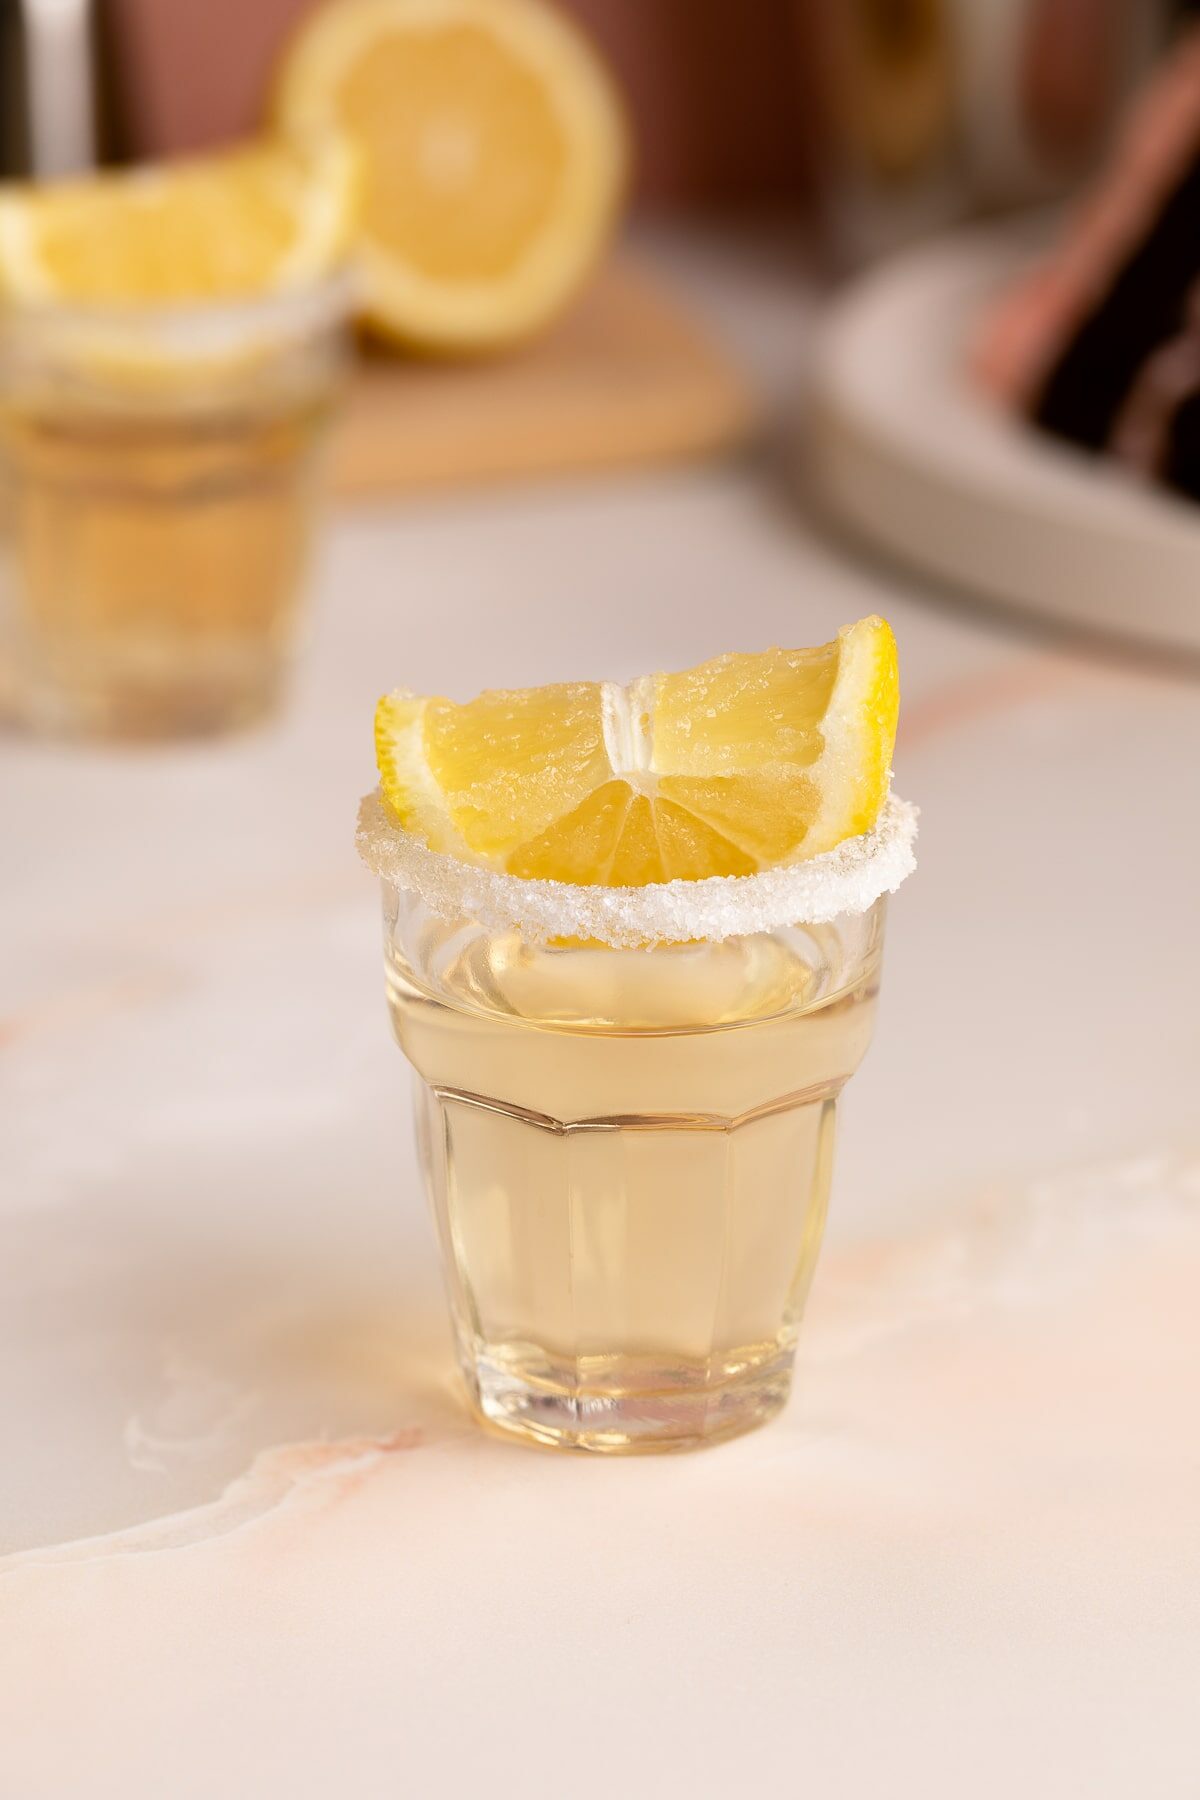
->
[276,0,628,351]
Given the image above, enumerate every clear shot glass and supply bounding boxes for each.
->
[0,276,351,739]
[358,792,917,1454]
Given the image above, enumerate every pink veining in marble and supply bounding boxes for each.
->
[2,1154,1197,1799]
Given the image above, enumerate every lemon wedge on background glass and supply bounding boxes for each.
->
[374,617,900,885]
[276,0,628,351]
[0,136,357,306]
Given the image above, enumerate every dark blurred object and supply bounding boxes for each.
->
[0,0,102,177]
[812,0,1171,263]
[977,21,1200,501]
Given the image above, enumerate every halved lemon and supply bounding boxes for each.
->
[275,0,628,351]
[0,136,358,306]
[375,618,899,885]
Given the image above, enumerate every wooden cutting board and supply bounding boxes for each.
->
[329,256,758,498]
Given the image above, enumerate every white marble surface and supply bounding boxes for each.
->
[3,236,1199,1797]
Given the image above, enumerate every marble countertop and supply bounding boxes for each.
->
[3,234,1198,1798]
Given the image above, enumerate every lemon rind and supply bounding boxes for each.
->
[801,616,899,857]
[375,691,473,858]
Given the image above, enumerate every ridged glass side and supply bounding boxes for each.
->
[387,887,884,1453]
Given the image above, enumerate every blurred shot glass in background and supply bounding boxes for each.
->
[0,276,350,738]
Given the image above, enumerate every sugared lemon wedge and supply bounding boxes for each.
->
[0,136,357,306]
[276,0,627,350]
[375,618,899,885]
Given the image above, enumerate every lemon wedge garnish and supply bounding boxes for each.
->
[0,136,357,308]
[375,618,900,885]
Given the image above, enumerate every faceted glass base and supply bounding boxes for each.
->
[382,886,888,1456]
[466,1344,795,1454]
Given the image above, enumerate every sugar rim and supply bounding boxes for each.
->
[0,270,357,403]
[0,266,356,338]
[356,790,918,947]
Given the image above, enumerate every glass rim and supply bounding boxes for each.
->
[357,790,918,949]
[0,269,357,397]
[0,266,357,337]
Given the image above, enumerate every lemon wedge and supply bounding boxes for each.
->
[276,0,627,351]
[374,618,900,885]
[0,136,357,307]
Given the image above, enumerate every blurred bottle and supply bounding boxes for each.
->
[0,0,106,177]
[966,0,1165,203]
[812,0,962,263]
[811,0,1173,265]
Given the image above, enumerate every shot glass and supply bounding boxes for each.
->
[0,277,351,739]
[359,792,916,1454]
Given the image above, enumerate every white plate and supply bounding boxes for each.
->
[810,223,1200,654]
